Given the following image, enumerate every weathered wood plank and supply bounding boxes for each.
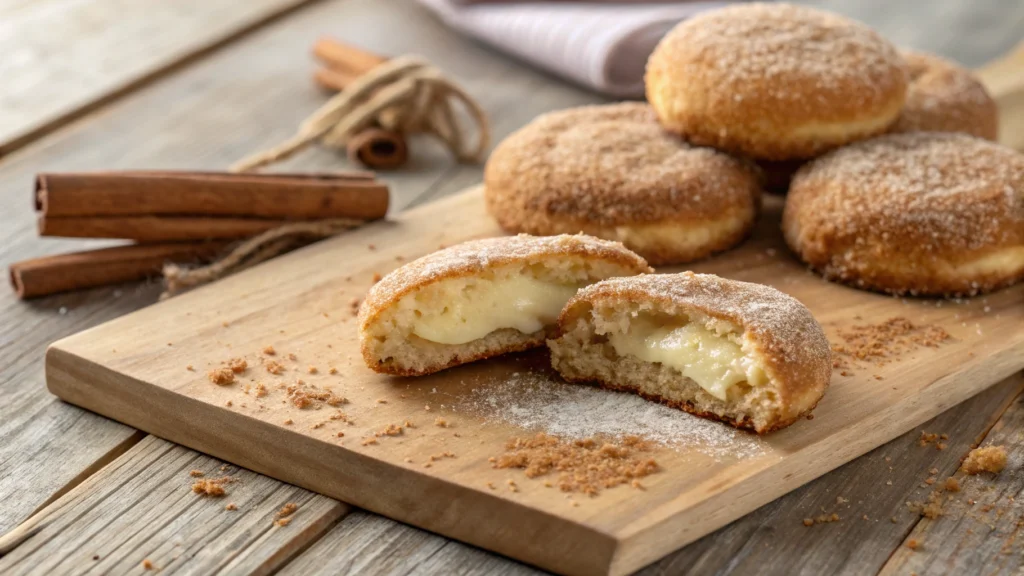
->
[880,386,1024,576]
[0,435,346,575]
[0,0,324,156]
[282,374,1021,575]
[0,0,598,542]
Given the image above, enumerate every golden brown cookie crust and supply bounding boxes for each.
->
[484,103,762,265]
[555,272,833,432]
[890,50,999,141]
[646,3,907,160]
[784,133,1024,296]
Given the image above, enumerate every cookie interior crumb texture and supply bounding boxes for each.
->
[547,272,831,433]
[359,234,651,376]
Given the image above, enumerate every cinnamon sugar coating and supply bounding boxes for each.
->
[784,133,1024,296]
[891,51,998,141]
[484,103,761,265]
[646,3,906,160]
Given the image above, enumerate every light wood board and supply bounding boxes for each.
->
[44,187,1024,575]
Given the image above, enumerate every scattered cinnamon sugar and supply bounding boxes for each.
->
[142,559,154,570]
[227,358,248,373]
[831,317,951,371]
[404,420,415,428]
[287,383,346,409]
[434,417,449,428]
[944,477,960,492]
[307,366,318,374]
[192,477,232,497]
[377,424,403,437]
[225,503,237,511]
[255,383,268,398]
[329,367,338,375]
[207,368,234,385]
[907,490,945,519]
[262,346,276,356]
[266,361,285,375]
[189,470,205,477]
[493,433,658,496]
[906,539,922,551]
[288,353,297,361]
[961,446,1007,475]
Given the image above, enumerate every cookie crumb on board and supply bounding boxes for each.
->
[207,368,234,385]
[227,358,248,373]
[189,470,204,477]
[961,446,1007,475]
[142,559,155,570]
[225,503,237,511]
[493,433,658,496]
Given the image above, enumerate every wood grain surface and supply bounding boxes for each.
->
[0,0,321,157]
[45,187,1024,575]
[1,0,1024,574]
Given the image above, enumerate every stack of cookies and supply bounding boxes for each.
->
[484,2,1024,298]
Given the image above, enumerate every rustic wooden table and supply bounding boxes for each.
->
[1,1,1022,574]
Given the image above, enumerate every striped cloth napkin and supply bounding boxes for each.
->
[417,0,732,97]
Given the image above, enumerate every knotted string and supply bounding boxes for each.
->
[160,55,489,299]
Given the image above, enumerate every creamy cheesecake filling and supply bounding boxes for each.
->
[407,275,582,345]
[606,317,767,401]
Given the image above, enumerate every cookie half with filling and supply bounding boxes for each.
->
[359,234,652,376]
[547,272,831,433]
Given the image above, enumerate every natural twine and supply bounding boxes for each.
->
[160,55,490,299]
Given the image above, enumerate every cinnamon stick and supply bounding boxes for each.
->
[314,67,361,92]
[10,242,227,299]
[313,37,387,76]
[38,215,289,242]
[347,129,409,170]
[35,171,389,220]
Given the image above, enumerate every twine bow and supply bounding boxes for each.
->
[160,55,490,299]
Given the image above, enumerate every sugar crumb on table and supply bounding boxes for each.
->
[961,445,1007,475]
[262,345,276,356]
[227,358,248,373]
[142,559,155,570]
[207,368,234,385]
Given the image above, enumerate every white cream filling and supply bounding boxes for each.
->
[408,275,581,345]
[607,318,766,401]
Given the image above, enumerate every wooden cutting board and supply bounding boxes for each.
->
[46,186,1024,576]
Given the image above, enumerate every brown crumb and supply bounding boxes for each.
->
[287,382,346,409]
[378,424,403,437]
[207,368,234,385]
[929,468,939,475]
[372,273,382,283]
[377,398,388,404]
[329,367,338,375]
[906,539,921,551]
[192,477,231,497]
[802,518,814,527]
[255,383,268,398]
[307,366,318,374]
[189,470,204,477]
[225,503,237,511]
[937,443,948,451]
[434,417,449,428]
[337,432,345,438]
[92,555,99,561]
[227,358,247,373]
[919,431,939,446]
[493,433,658,496]
[362,437,378,446]
[266,361,285,375]
[925,477,935,485]
[945,477,960,492]
[831,318,950,372]
[940,433,949,440]
[961,446,1007,475]
[287,352,297,361]
[275,517,292,527]
[186,365,194,371]
[262,346,276,355]
[142,559,154,570]
[283,419,293,425]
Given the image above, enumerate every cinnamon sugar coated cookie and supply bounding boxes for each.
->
[484,103,762,265]
[646,3,907,160]
[891,50,998,140]
[548,272,831,433]
[358,234,651,376]
[784,133,1024,296]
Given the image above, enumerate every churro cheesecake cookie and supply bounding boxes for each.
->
[484,103,762,266]
[784,132,1024,296]
[548,272,831,434]
[891,50,998,140]
[359,234,651,376]
[646,3,907,160]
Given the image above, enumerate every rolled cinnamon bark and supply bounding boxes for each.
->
[9,242,227,299]
[38,215,289,242]
[313,37,387,75]
[346,129,409,170]
[35,171,389,220]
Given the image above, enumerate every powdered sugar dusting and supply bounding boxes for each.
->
[457,370,766,460]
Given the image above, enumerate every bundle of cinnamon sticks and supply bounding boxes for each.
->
[312,38,410,169]
[10,171,389,298]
